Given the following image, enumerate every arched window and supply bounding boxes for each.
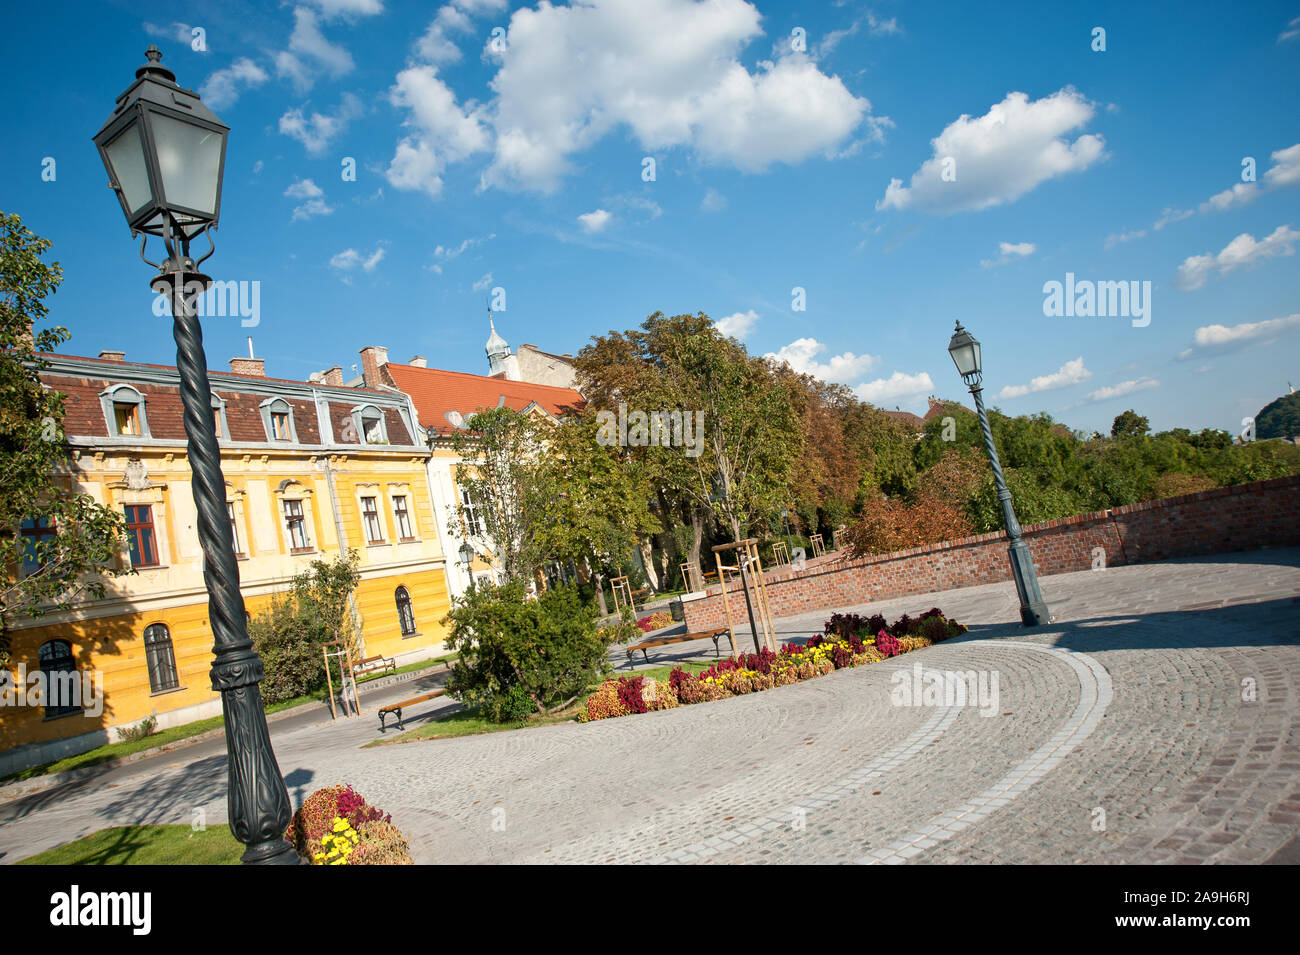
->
[38,639,80,718]
[144,624,179,693]
[395,586,417,636]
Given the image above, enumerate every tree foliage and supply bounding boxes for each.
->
[441,579,614,721]
[248,550,361,705]
[0,212,130,663]
[1256,391,1300,441]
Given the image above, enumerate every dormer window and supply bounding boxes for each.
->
[259,398,297,443]
[99,384,150,438]
[350,404,388,445]
[211,392,229,440]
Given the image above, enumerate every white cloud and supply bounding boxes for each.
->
[1264,143,1300,188]
[766,337,878,384]
[1174,225,1300,290]
[330,245,385,272]
[877,89,1104,214]
[434,233,495,261]
[279,93,362,154]
[199,58,269,110]
[1279,15,1300,42]
[144,22,197,45]
[275,6,356,92]
[714,309,758,339]
[852,371,934,404]
[1104,229,1146,249]
[1153,207,1193,230]
[1080,377,1159,403]
[997,357,1090,399]
[701,187,728,212]
[578,209,613,233]
[309,0,385,15]
[980,240,1036,268]
[472,272,494,292]
[285,178,333,221]
[384,65,491,197]
[1199,182,1259,213]
[476,0,876,193]
[1178,312,1300,358]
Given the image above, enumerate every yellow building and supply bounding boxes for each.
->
[1,350,451,775]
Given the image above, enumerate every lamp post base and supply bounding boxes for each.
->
[1007,540,1051,626]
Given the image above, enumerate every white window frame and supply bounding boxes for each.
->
[259,397,299,444]
[99,384,150,438]
[350,404,389,446]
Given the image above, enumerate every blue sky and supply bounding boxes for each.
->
[2,0,1298,435]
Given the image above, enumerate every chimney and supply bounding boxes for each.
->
[409,356,427,368]
[359,346,389,388]
[321,366,344,387]
[230,357,266,377]
[99,350,126,362]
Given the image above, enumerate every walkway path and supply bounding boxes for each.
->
[2,550,1297,864]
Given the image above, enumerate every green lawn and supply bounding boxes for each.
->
[2,653,457,784]
[16,824,245,866]
[369,660,713,746]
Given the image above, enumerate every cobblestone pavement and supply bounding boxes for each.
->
[2,550,1297,864]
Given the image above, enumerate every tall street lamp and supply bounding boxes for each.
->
[93,47,298,864]
[947,322,1051,627]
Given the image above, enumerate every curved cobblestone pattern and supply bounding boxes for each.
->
[1,550,1297,865]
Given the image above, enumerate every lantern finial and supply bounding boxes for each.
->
[136,45,176,82]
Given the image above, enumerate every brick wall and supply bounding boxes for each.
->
[682,475,1300,631]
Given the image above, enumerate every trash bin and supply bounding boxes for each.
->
[669,598,684,622]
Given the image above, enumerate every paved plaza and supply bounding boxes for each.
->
[2,549,1298,864]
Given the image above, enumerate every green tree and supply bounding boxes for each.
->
[445,406,556,583]
[0,213,130,664]
[533,412,660,609]
[248,550,360,704]
[1256,391,1300,440]
[1111,409,1150,439]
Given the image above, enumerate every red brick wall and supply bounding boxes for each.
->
[682,475,1300,631]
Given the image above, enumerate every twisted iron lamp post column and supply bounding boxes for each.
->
[93,47,298,863]
[947,322,1051,627]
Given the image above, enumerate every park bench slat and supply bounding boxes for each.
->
[626,627,731,663]
[378,687,448,731]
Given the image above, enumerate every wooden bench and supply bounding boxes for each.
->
[377,688,448,731]
[626,627,731,663]
[353,654,396,678]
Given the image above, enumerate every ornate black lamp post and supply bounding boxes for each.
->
[458,541,477,591]
[947,322,1051,627]
[93,47,298,864]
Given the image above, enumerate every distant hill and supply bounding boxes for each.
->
[1256,391,1300,440]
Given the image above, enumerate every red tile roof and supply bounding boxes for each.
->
[385,363,583,434]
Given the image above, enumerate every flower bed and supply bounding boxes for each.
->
[635,610,675,632]
[581,608,967,721]
[286,784,413,864]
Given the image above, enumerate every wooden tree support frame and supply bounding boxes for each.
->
[711,538,777,656]
[679,561,705,592]
[770,541,789,566]
[323,640,360,719]
[610,575,635,615]
[809,533,826,559]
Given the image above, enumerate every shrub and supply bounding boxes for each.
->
[636,611,675,632]
[249,550,361,705]
[116,714,157,743]
[498,684,536,724]
[443,580,614,722]
[584,680,629,721]
[351,819,414,866]
[919,615,950,644]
